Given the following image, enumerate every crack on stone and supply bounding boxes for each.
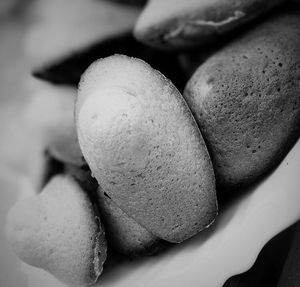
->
[164,10,246,41]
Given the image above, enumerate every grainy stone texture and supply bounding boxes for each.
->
[5,175,107,287]
[76,55,217,243]
[134,0,286,49]
[184,6,300,189]
[64,164,167,257]
[97,189,168,257]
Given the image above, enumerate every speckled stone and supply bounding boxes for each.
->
[76,55,217,243]
[134,0,286,49]
[5,175,107,287]
[184,6,300,189]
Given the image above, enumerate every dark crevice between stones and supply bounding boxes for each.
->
[32,32,188,92]
[103,192,111,199]
[101,0,147,7]
[40,150,65,189]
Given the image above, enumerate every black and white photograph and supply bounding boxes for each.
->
[0,0,299,286]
